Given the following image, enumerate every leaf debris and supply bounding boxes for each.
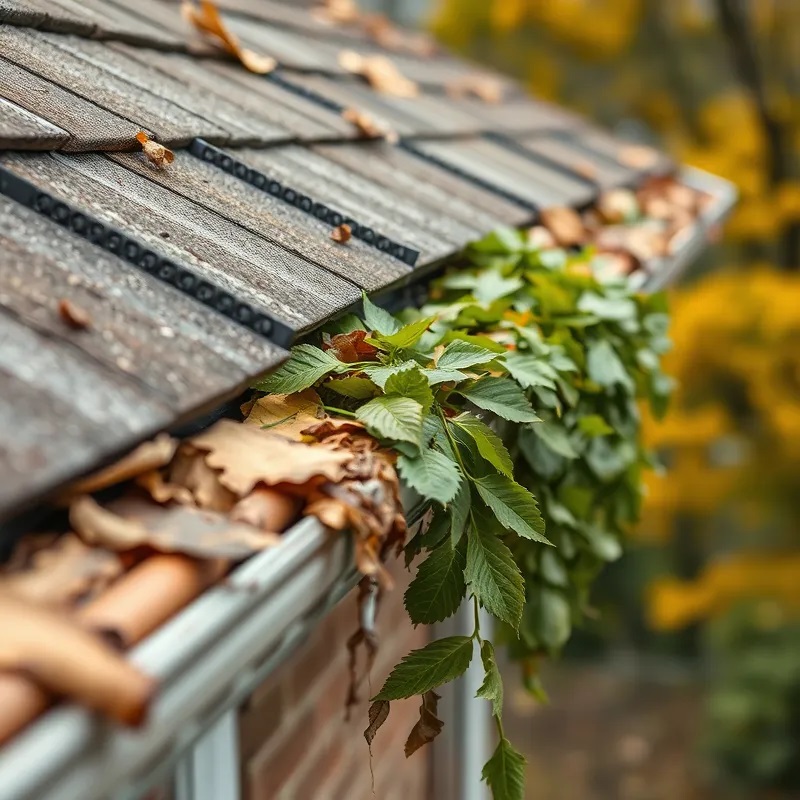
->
[135,131,175,169]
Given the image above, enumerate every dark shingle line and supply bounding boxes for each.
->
[188,139,419,266]
[0,164,296,347]
[483,132,601,201]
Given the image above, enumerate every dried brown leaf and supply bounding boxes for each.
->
[540,206,587,247]
[321,329,378,362]
[330,222,352,244]
[182,0,276,73]
[244,389,324,441]
[312,0,360,25]
[364,699,390,745]
[301,418,367,440]
[338,50,418,97]
[404,690,444,757]
[596,188,639,224]
[57,298,91,330]
[190,419,351,495]
[342,106,398,141]
[70,495,278,559]
[618,143,660,170]
[0,591,155,726]
[0,534,122,608]
[136,131,174,169]
[162,442,238,511]
[65,434,178,498]
[446,74,504,104]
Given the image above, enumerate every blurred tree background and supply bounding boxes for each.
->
[409,0,800,796]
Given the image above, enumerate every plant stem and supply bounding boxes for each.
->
[323,405,357,418]
[472,594,482,640]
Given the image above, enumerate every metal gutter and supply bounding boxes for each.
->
[0,166,736,800]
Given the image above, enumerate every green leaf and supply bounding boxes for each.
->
[370,316,436,351]
[397,448,462,505]
[586,340,633,391]
[326,376,379,399]
[476,640,504,718]
[437,340,499,371]
[534,588,572,651]
[503,351,558,391]
[452,414,514,478]
[578,414,614,437]
[362,360,418,389]
[449,480,471,546]
[578,292,637,322]
[457,378,540,423]
[404,538,467,625]
[466,523,525,628]
[530,421,578,459]
[482,737,526,800]
[323,312,365,335]
[471,226,525,254]
[373,636,474,700]
[362,291,401,334]
[425,368,469,386]
[356,396,423,445]
[473,271,524,303]
[474,474,550,544]
[385,366,434,414]
[253,344,343,393]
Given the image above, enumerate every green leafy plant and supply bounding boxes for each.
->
[254,226,671,799]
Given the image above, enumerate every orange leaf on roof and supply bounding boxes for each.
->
[182,0,276,74]
[338,50,418,98]
[135,130,175,169]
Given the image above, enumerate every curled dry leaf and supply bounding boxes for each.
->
[155,442,237,511]
[190,419,351,495]
[404,690,444,757]
[364,699,390,745]
[0,534,122,608]
[539,206,587,247]
[338,50,418,98]
[341,106,397,142]
[244,389,324,441]
[64,433,178,498]
[618,143,660,170]
[312,0,360,25]
[330,222,352,244]
[58,298,91,330]
[182,0,276,74]
[596,188,639,224]
[322,329,378,362]
[70,495,279,559]
[446,74,504,104]
[362,14,436,57]
[0,591,155,727]
[135,131,175,169]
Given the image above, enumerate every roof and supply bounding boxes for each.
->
[0,0,717,527]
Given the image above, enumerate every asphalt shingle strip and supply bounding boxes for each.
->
[106,149,414,292]
[0,57,143,151]
[0,195,286,521]
[0,98,70,150]
[0,27,228,146]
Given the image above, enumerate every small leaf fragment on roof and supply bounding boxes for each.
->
[312,0,361,25]
[244,389,324,441]
[539,206,587,247]
[341,107,398,142]
[181,0,276,74]
[338,50,418,98]
[618,143,660,170]
[330,222,352,244]
[0,591,156,727]
[446,74,504,104]
[58,298,91,330]
[135,131,175,169]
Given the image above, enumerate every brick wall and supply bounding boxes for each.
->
[239,559,431,800]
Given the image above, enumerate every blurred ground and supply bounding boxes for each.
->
[501,659,794,800]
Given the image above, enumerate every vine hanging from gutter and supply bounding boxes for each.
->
[253,226,673,800]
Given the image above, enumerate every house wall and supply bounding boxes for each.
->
[239,559,431,800]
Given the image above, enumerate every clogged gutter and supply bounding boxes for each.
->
[0,173,710,799]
